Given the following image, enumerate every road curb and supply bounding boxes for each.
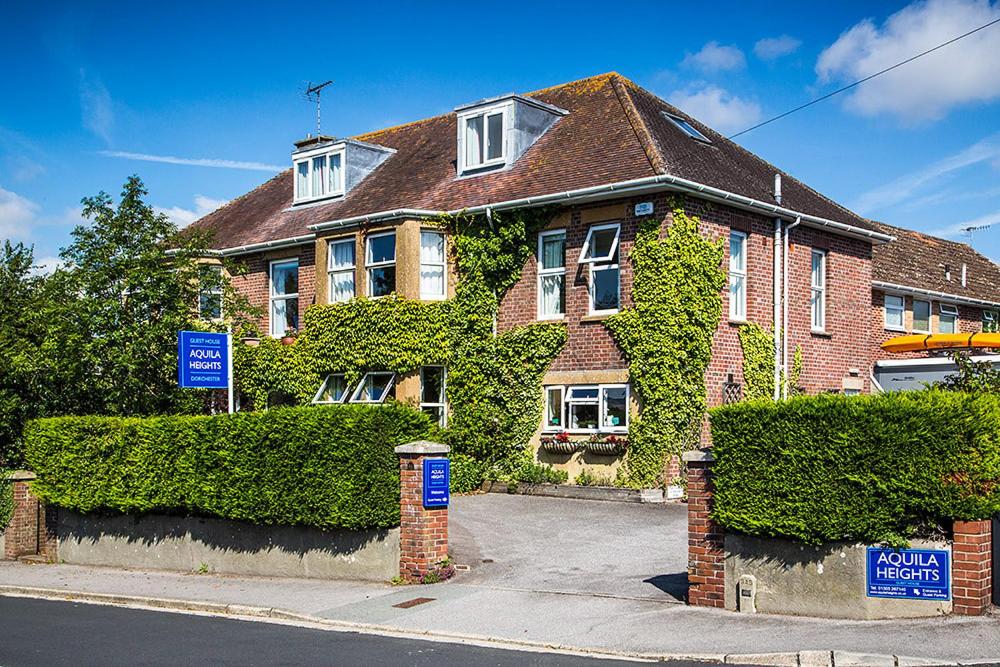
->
[0,585,992,666]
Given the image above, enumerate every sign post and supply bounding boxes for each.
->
[866,547,950,601]
[178,331,233,413]
[422,458,450,508]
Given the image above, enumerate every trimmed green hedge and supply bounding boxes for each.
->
[24,404,434,531]
[709,392,1000,546]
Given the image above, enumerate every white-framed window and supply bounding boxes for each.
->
[729,231,747,321]
[663,111,712,143]
[327,238,356,303]
[419,366,447,426]
[312,374,348,404]
[537,230,566,319]
[543,384,629,433]
[293,148,344,203]
[349,372,396,403]
[810,249,826,332]
[419,230,446,300]
[459,105,506,173]
[913,299,931,333]
[366,231,396,298]
[579,223,621,314]
[939,303,959,334]
[269,258,299,337]
[883,294,905,331]
[198,264,223,321]
[984,310,999,333]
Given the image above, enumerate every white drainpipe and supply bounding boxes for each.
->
[782,216,801,400]
[773,175,782,401]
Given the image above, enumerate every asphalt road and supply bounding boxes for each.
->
[0,596,720,667]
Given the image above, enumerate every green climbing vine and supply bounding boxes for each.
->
[233,208,566,477]
[736,322,802,401]
[604,199,726,489]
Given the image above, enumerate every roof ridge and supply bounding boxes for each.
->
[610,75,666,174]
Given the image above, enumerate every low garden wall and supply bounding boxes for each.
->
[687,392,999,618]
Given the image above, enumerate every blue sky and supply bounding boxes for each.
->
[3,0,1000,270]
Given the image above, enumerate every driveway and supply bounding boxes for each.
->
[449,493,688,602]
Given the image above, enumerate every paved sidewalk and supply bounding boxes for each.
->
[2,561,1000,665]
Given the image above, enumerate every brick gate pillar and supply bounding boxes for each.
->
[4,471,57,562]
[683,449,724,608]
[395,441,450,582]
[953,519,992,615]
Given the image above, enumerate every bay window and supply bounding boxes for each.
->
[420,230,446,300]
[579,223,621,314]
[537,230,566,319]
[366,231,396,297]
[883,294,904,331]
[269,259,298,337]
[810,249,826,332]
[729,231,747,321]
[939,303,958,334]
[327,238,356,303]
[543,384,629,433]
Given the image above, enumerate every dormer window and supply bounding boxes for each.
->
[294,148,344,203]
[460,105,506,173]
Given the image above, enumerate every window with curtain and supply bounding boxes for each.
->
[461,108,505,172]
[269,259,299,337]
[810,250,826,331]
[419,230,446,299]
[327,238,356,303]
[913,299,931,333]
[543,384,629,433]
[537,230,566,319]
[729,231,747,321]
[312,374,348,404]
[293,149,345,202]
[884,294,905,331]
[366,232,396,297]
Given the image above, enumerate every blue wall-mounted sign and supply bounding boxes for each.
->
[866,547,950,600]
[178,331,230,389]
[423,458,450,508]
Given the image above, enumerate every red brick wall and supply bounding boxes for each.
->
[685,454,724,608]
[398,453,449,582]
[870,289,985,365]
[952,519,992,616]
[230,245,316,336]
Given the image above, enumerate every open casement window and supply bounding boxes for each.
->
[269,259,299,337]
[883,294,905,331]
[419,230,446,300]
[537,230,566,319]
[913,299,931,333]
[294,150,344,203]
[581,223,621,315]
[578,223,621,265]
[984,310,999,333]
[728,231,747,321]
[810,249,826,332]
[327,238,356,303]
[460,107,505,173]
[365,232,396,297]
[312,374,348,404]
[939,303,959,334]
[198,264,223,321]
[546,384,629,433]
[419,366,447,426]
[349,372,396,404]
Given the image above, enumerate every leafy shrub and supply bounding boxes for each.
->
[710,392,1000,546]
[24,404,434,531]
[449,453,486,493]
[574,469,617,487]
[513,459,568,484]
[0,471,12,531]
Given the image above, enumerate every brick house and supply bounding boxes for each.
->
[188,72,894,472]
[869,221,1000,390]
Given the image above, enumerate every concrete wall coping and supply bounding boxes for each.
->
[395,441,450,455]
[6,470,37,481]
[682,449,715,463]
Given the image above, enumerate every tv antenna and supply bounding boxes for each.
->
[962,222,994,247]
[304,80,334,136]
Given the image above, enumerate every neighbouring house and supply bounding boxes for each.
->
[187,72,894,478]
[869,221,1000,391]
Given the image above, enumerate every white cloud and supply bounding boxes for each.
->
[155,195,229,227]
[0,186,40,240]
[855,134,1000,213]
[668,85,763,133]
[926,209,1000,238]
[79,69,114,143]
[31,256,62,276]
[100,150,283,172]
[816,0,1000,122]
[754,35,802,60]
[681,41,746,72]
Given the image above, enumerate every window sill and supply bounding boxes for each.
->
[811,329,832,338]
[728,318,748,326]
[538,315,566,322]
[581,313,618,323]
[884,327,906,333]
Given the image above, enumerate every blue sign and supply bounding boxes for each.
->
[423,458,450,508]
[178,331,230,389]
[866,547,950,601]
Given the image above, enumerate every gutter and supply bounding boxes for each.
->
[211,234,317,257]
[872,281,1000,309]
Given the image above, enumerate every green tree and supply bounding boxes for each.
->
[934,351,1000,393]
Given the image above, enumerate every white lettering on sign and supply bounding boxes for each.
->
[873,550,942,582]
[189,348,222,360]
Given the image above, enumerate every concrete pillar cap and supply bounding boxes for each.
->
[395,441,450,455]
[6,470,37,481]
[681,449,715,463]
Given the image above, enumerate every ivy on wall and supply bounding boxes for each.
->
[232,208,566,476]
[604,199,726,489]
[737,322,802,401]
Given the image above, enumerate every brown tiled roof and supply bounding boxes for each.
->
[871,220,1000,304]
[189,72,879,250]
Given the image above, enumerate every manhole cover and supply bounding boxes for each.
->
[392,597,436,609]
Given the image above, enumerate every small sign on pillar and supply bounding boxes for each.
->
[422,458,450,508]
